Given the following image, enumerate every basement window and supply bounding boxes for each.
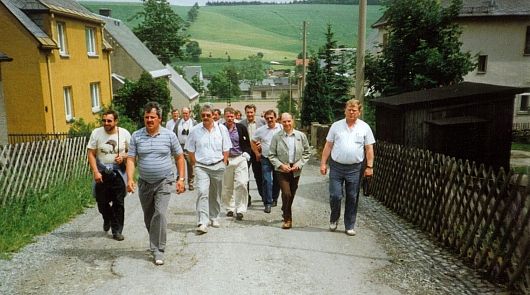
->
[477,55,487,73]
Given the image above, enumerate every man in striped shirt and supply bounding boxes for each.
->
[126,102,186,266]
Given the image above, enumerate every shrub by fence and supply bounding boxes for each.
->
[0,136,90,206]
[371,141,530,293]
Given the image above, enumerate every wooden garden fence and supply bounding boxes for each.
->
[0,136,90,206]
[371,141,530,293]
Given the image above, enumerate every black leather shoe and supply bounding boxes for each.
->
[264,205,271,213]
[272,200,278,207]
[226,211,234,217]
[112,233,124,241]
[103,220,111,232]
[236,213,243,220]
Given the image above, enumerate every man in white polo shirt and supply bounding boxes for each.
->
[186,104,232,234]
[320,99,375,237]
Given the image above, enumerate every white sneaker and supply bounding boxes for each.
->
[210,219,220,228]
[346,229,356,236]
[155,259,164,265]
[197,224,208,234]
[329,222,338,232]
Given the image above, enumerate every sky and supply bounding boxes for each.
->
[81,0,291,6]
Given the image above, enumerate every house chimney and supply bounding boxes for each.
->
[99,8,111,17]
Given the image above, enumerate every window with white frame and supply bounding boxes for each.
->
[519,93,530,112]
[477,55,487,73]
[90,82,101,112]
[85,27,97,56]
[63,86,73,121]
[56,22,68,56]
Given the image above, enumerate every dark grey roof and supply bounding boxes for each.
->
[1,0,57,48]
[11,0,102,22]
[373,82,527,110]
[373,0,530,28]
[165,64,199,101]
[0,52,13,62]
[445,0,530,16]
[100,15,168,75]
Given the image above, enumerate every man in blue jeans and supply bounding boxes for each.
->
[251,109,282,213]
[320,99,375,236]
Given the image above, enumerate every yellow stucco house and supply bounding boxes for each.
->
[0,0,112,134]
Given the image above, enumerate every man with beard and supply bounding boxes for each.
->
[87,110,131,241]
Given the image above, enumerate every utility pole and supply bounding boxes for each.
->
[355,0,367,108]
[301,21,307,103]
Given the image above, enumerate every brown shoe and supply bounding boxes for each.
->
[188,184,194,191]
[281,220,292,229]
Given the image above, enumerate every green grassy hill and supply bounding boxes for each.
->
[81,2,384,75]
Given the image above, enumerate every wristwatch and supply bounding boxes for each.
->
[178,177,185,182]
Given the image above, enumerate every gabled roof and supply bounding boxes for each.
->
[183,66,202,81]
[100,15,170,77]
[11,0,102,23]
[165,64,199,101]
[373,82,527,110]
[0,0,57,49]
[455,0,530,17]
[372,0,530,28]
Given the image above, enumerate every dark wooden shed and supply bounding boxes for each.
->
[373,82,527,170]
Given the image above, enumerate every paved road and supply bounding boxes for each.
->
[0,158,505,294]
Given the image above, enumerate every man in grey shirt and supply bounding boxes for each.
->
[126,102,186,266]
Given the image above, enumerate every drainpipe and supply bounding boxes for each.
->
[46,53,57,133]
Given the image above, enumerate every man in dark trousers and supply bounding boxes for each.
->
[240,104,266,206]
[87,110,131,241]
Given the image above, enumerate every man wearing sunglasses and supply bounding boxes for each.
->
[87,110,131,241]
[185,104,232,234]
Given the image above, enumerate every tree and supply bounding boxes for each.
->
[186,41,202,62]
[187,2,199,22]
[277,92,300,119]
[113,72,171,128]
[239,54,265,86]
[190,74,204,95]
[132,0,188,65]
[301,54,333,127]
[365,0,475,97]
[208,66,240,99]
[331,53,353,120]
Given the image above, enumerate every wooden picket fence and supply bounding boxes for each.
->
[371,141,530,293]
[0,136,90,206]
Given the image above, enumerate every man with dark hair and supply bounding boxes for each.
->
[126,102,186,265]
[252,109,282,213]
[87,110,131,241]
[240,104,266,207]
[221,107,251,220]
[186,104,232,234]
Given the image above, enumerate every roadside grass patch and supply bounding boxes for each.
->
[0,177,94,259]
[512,142,530,152]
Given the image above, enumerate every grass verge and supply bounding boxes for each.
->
[0,176,94,259]
[511,142,530,152]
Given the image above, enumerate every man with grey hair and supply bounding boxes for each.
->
[173,106,197,190]
[186,104,232,234]
[126,101,186,265]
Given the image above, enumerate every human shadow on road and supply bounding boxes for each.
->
[52,231,108,239]
[55,248,152,264]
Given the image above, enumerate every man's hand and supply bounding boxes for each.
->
[115,154,124,165]
[93,171,103,183]
[127,179,136,193]
[364,167,373,177]
[176,180,186,193]
[320,163,327,175]
[279,164,291,173]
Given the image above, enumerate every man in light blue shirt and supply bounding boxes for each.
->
[126,102,186,266]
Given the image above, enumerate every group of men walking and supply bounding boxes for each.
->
[87,98,374,265]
